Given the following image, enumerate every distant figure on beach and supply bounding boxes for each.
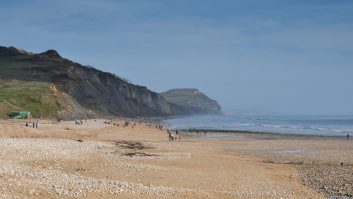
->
[176,130,181,140]
[347,133,350,140]
[167,130,172,141]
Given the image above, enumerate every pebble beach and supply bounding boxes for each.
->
[0,119,351,198]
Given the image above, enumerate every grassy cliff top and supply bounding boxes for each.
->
[0,80,62,118]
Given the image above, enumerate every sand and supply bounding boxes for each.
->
[0,119,350,198]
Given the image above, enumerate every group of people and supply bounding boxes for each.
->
[167,129,181,141]
[123,121,130,127]
[155,125,163,130]
[25,119,39,128]
[196,130,207,137]
[75,118,87,125]
[103,120,138,128]
[104,120,115,125]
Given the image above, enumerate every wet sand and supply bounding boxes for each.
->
[0,119,351,198]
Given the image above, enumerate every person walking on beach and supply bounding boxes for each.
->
[176,130,181,140]
[347,133,350,140]
[167,130,172,141]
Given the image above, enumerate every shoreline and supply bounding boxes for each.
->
[179,128,349,140]
[162,114,353,139]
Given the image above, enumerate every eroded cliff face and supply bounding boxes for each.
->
[49,63,175,117]
[0,46,178,118]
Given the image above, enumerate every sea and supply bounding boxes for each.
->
[163,114,353,136]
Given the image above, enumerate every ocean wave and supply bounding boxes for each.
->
[261,124,282,128]
[238,123,253,126]
[164,115,353,136]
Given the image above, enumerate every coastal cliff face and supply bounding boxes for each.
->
[0,46,181,118]
[161,88,221,114]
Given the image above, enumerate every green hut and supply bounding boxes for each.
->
[9,111,31,119]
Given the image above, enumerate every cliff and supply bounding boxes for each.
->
[161,88,221,114]
[0,46,182,119]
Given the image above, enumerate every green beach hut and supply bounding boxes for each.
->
[9,111,31,119]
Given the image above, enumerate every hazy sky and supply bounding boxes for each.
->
[1,0,353,115]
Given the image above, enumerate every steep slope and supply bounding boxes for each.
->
[161,88,221,114]
[0,46,181,118]
[0,80,88,119]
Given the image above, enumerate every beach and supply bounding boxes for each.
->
[0,119,351,198]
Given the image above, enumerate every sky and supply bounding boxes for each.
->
[1,0,353,115]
